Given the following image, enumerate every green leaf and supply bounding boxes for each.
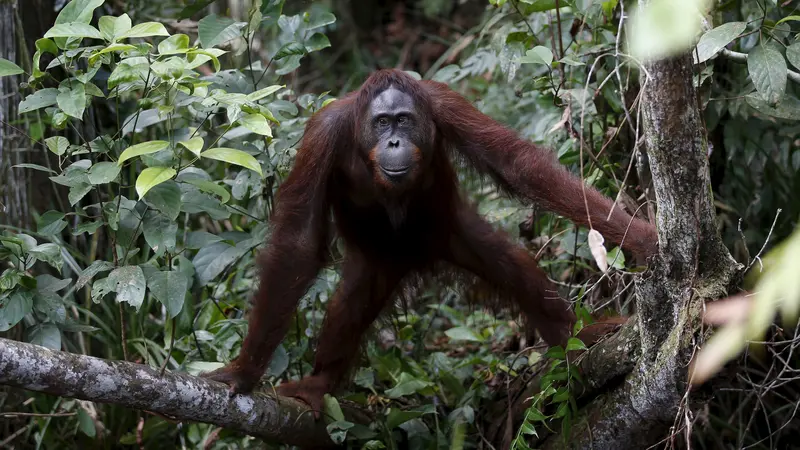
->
[76,260,115,290]
[0,291,33,332]
[198,14,240,48]
[179,0,217,19]
[72,221,103,236]
[26,323,61,350]
[44,23,102,40]
[136,167,177,198]
[606,246,626,269]
[55,0,103,24]
[13,163,57,174]
[565,337,587,351]
[275,42,306,59]
[627,0,704,61]
[118,22,170,40]
[19,88,59,113]
[385,373,433,399]
[0,58,23,77]
[57,84,87,120]
[748,44,788,105]
[305,33,330,53]
[178,137,204,156]
[88,161,121,184]
[787,43,800,71]
[307,12,336,30]
[323,395,346,422]
[519,46,553,66]
[776,15,800,26]
[745,94,800,121]
[118,140,170,165]
[77,408,96,437]
[544,345,566,360]
[29,243,63,273]
[246,85,284,102]
[201,147,263,175]
[693,22,746,64]
[143,181,182,220]
[45,136,70,156]
[192,241,254,285]
[37,211,68,236]
[99,14,132,42]
[386,409,425,429]
[107,266,146,310]
[239,113,272,136]
[89,43,137,64]
[142,210,178,253]
[158,34,191,55]
[68,183,92,206]
[183,178,231,203]
[146,270,188,319]
[444,326,484,342]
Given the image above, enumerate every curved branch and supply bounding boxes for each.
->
[0,338,341,447]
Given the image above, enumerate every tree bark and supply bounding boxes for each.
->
[0,337,348,448]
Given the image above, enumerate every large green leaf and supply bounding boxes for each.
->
[201,147,263,175]
[143,180,182,220]
[136,167,177,198]
[88,161,121,184]
[107,266,146,310]
[55,0,103,24]
[118,140,170,165]
[44,23,102,40]
[37,211,68,236]
[0,58,23,77]
[177,137,204,156]
[158,34,191,55]
[239,113,272,136]
[0,291,33,332]
[98,14,132,42]
[787,43,800,71]
[45,136,69,156]
[146,270,189,318]
[748,44,787,106]
[118,22,170,40]
[19,88,59,113]
[306,11,336,31]
[694,22,746,64]
[198,14,241,48]
[57,84,87,119]
[142,210,178,253]
[26,323,61,350]
[519,46,553,66]
[305,33,330,53]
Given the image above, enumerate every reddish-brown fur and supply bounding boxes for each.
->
[202,69,658,416]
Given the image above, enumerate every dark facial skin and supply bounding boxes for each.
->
[364,87,432,187]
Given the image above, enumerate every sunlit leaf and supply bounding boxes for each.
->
[239,113,272,136]
[99,14,132,41]
[44,23,102,40]
[88,161,121,184]
[45,136,69,156]
[519,46,553,66]
[628,0,712,62]
[158,34,191,55]
[135,167,177,198]
[178,136,204,156]
[0,58,23,77]
[118,140,170,165]
[118,22,170,40]
[201,147,263,175]
[444,326,484,342]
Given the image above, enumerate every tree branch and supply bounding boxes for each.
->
[0,337,343,447]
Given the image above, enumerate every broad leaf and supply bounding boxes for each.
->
[444,326,484,342]
[519,46,553,66]
[146,270,189,318]
[99,14,133,42]
[57,84,87,119]
[37,211,68,236]
[694,22,746,64]
[142,210,178,253]
[45,136,69,156]
[307,12,336,30]
[198,14,241,48]
[201,147,263,175]
[748,44,787,105]
[88,161,121,184]
[107,265,146,310]
[246,85,284,102]
[55,0,103,24]
[305,33,330,53]
[136,167,177,198]
[26,323,61,350]
[183,179,231,203]
[745,94,800,120]
[0,58,23,77]
[44,23,102,40]
[239,113,272,136]
[275,42,305,59]
[143,180,182,220]
[118,22,170,40]
[158,34,191,55]
[118,140,170,165]
[178,137,204,156]
[787,43,800,71]
[0,291,33,332]
[19,88,59,113]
